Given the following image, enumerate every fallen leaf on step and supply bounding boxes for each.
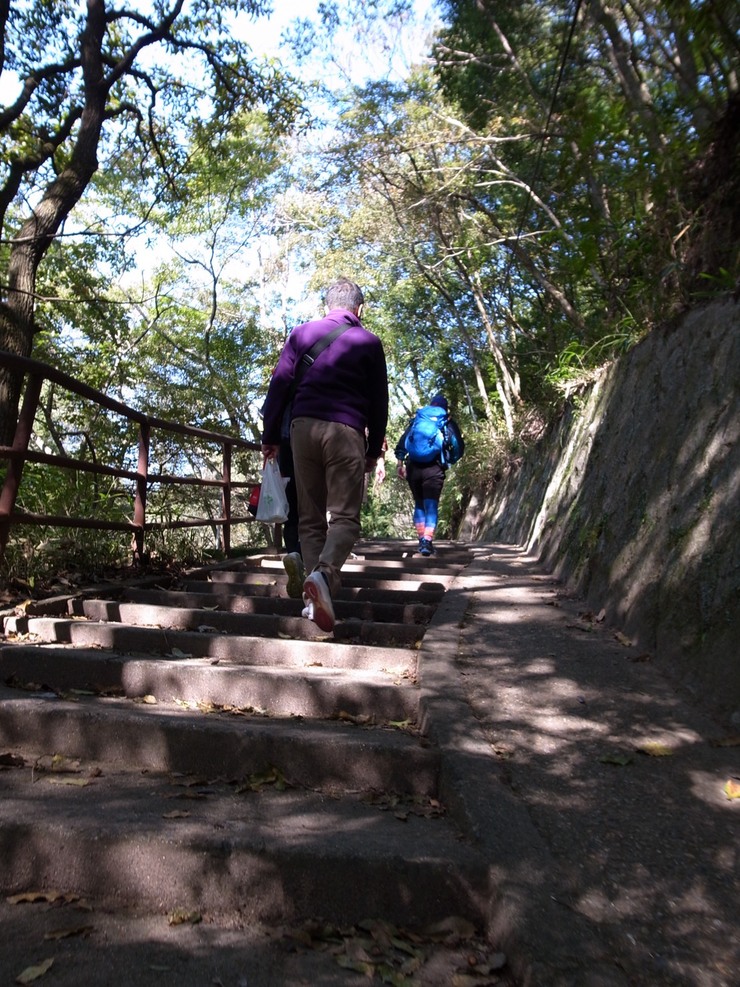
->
[453,975,501,986]
[33,754,81,774]
[335,956,374,976]
[236,766,291,793]
[15,958,54,984]
[7,891,63,905]
[167,909,202,926]
[336,711,374,725]
[710,735,740,747]
[723,779,740,800]
[423,916,477,943]
[43,925,93,940]
[636,742,673,757]
[599,752,633,766]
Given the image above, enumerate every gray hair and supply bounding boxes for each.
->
[325,278,365,313]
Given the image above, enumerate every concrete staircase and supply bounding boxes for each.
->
[0,540,491,931]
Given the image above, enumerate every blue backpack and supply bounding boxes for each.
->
[404,405,448,464]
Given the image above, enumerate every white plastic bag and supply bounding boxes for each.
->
[255,458,289,523]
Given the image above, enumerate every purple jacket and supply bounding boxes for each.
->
[261,309,389,458]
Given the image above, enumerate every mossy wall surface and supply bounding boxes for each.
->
[464,299,740,722]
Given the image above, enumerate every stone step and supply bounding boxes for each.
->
[5,618,416,672]
[39,598,426,647]
[201,568,453,591]
[0,687,436,792]
[120,587,436,624]
[0,646,418,720]
[179,578,446,604]
[0,540,489,939]
[257,556,466,578]
[0,752,488,927]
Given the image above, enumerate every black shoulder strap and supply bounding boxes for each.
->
[296,324,349,378]
[289,318,354,396]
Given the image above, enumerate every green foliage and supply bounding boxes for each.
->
[543,331,638,392]
[361,469,414,540]
[1,0,737,580]
[431,0,738,344]
[1,461,135,591]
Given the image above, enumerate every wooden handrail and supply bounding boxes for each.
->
[0,349,264,562]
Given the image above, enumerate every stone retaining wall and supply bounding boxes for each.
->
[463,298,740,724]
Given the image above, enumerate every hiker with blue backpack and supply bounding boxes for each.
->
[394,393,464,556]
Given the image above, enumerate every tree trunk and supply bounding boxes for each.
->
[0,1,107,443]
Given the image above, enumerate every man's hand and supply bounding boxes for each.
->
[261,444,279,463]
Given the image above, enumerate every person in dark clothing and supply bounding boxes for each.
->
[394,393,464,557]
[278,413,300,555]
[261,278,389,632]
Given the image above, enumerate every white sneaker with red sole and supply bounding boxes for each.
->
[302,571,335,632]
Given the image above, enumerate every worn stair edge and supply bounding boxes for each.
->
[10,612,425,648]
[29,601,426,647]
[0,772,489,927]
[11,579,444,618]
[0,647,419,721]
[72,600,425,645]
[177,581,446,605]
[203,570,451,591]
[5,611,424,649]
[118,587,435,625]
[257,557,468,578]
[352,540,472,558]
[4,619,416,672]
[0,690,438,794]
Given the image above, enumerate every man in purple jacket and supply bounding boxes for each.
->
[261,278,389,632]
